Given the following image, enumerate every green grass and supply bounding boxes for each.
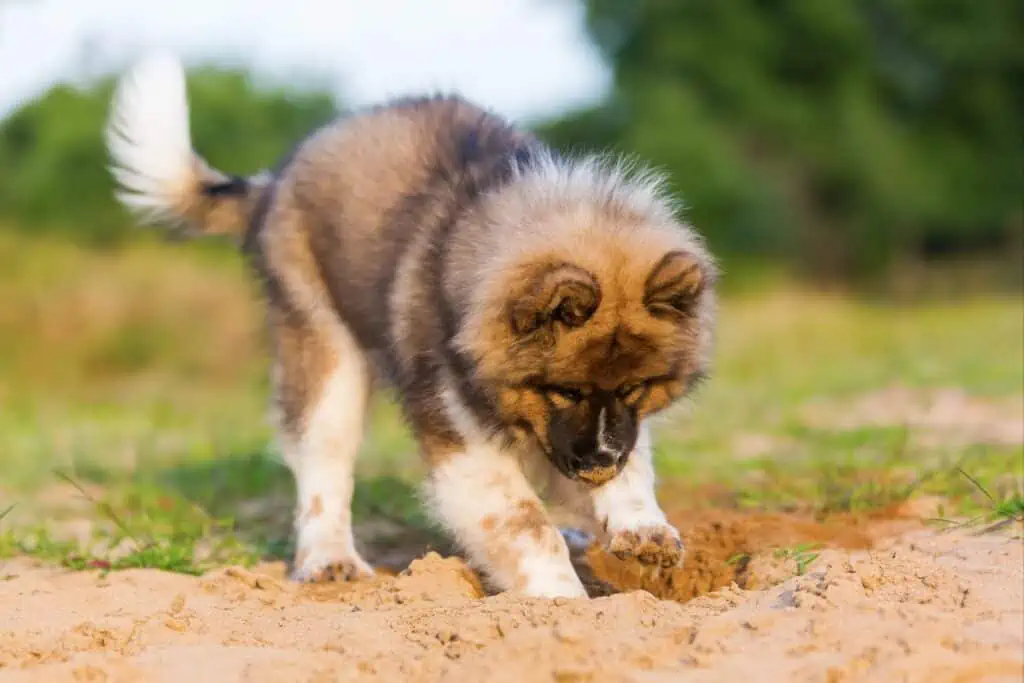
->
[0,231,1021,574]
[773,542,822,576]
[928,468,1024,534]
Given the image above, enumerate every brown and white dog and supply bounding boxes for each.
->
[105,53,717,598]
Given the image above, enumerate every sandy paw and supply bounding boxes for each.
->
[290,553,375,583]
[607,525,684,569]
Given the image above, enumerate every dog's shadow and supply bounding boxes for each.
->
[156,449,455,573]
[158,449,613,595]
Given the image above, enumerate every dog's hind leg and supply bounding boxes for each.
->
[271,306,374,582]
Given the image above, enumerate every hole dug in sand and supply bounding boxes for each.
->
[583,509,914,602]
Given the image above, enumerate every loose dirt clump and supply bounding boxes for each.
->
[1,519,1020,683]
[585,508,912,601]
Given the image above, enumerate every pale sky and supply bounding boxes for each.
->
[0,0,610,123]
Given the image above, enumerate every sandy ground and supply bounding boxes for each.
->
[1,521,1020,683]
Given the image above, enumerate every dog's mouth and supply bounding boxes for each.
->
[525,427,626,487]
[573,464,619,486]
[551,453,626,487]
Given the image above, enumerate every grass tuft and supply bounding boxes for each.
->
[773,543,822,576]
[928,468,1024,535]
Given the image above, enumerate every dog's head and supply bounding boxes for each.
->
[457,171,716,485]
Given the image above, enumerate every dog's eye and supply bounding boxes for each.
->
[543,385,584,407]
[616,382,649,404]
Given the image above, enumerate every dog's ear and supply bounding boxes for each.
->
[644,251,706,318]
[509,264,600,335]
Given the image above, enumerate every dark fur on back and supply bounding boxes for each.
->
[243,97,543,451]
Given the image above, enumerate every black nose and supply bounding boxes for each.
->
[571,449,618,471]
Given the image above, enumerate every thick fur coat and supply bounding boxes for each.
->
[105,54,717,597]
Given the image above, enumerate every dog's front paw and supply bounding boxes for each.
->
[606,525,684,569]
[290,550,375,584]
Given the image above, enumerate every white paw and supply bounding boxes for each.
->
[520,573,589,599]
[290,548,375,583]
[606,524,684,569]
[516,552,588,599]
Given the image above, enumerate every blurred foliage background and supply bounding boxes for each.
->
[1,0,1021,285]
[546,0,1022,282]
[0,69,336,245]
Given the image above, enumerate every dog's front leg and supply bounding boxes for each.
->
[425,439,587,598]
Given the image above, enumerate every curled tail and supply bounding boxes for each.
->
[105,53,269,239]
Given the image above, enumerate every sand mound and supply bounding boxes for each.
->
[0,527,1020,683]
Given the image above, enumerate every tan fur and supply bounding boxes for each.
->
[269,305,340,436]
[173,161,272,239]
[453,203,714,457]
[108,80,717,594]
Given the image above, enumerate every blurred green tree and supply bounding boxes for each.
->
[2,3,1020,280]
[538,0,1023,277]
[0,67,337,244]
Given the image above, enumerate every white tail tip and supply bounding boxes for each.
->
[105,52,194,223]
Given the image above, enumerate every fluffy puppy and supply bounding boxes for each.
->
[105,53,717,597]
